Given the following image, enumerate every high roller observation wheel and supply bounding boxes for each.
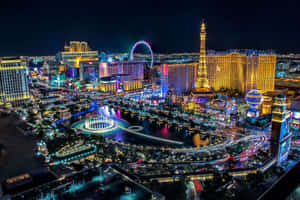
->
[130,40,154,69]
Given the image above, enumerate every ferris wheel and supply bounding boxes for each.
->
[130,40,154,69]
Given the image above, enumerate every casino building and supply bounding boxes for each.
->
[160,51,276,96]
[98,61,144,93]
[0,57,30,104]
[99,75,143,93]
[160,63,195,96]
[100,61,144,80]
[271,94,292,166]
[58,41,99,67]
[159,23,276,96]
[77,59,145,93]
[57,41,98,78]
[206,51,276,94]
[79,60,100,82]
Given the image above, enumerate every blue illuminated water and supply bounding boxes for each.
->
[97,106,194,147]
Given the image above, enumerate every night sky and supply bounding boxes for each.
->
[0,0,299,56]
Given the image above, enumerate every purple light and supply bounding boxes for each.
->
[130,40,153,68]
[115,131,124,142]
[116,109,121,119]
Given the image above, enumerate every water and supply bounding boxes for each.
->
[97,105,194,147]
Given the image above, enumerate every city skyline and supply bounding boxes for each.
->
[0,0,300,56]
[0,1,300,199]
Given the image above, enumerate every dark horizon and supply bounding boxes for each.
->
[0,0,299,56]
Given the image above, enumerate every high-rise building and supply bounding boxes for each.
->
[160,64,168,97]
[159,51,276,96]
[58,41,98,68]
[207,51,276,94]
[79,60,100,82]
[99,75,143,93]
[98,61,144,93]
[99,61,144,80]
[158,23,276,97]
[0,57,30,104]
[160,63,196,96]
[271,94,292,166]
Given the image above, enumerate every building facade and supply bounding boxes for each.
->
[0,57,30,104]
[99,75,142,93]
[79,60,145,84]
[159,51,276,96]
[207,51,276,94]
[100,61,144,80]
[160,63,196,95]
[271,94,292,166]
[79,60,100,82]
[160,64,168,97]
[58,41,98,68]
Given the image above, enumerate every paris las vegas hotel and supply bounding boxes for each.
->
[160,24,276,96]
[206,50,276,94]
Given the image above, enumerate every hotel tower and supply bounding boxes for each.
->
[271,94,292,166]
[0,57,29,105]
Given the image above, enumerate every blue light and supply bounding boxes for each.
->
[54,105,96,124]
[92,175,105,182]
[120,194,137,200]
[65,181,86,194]
[107,57,113,62]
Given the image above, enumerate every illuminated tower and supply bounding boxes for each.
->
[160,64,168,97]
[195,22,209,90]
[271,94,292,166]
[191,21,212,104]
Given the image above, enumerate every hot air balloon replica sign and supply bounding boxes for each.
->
[245,89,263,118]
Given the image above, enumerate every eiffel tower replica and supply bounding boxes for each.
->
[191,21,213,106]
